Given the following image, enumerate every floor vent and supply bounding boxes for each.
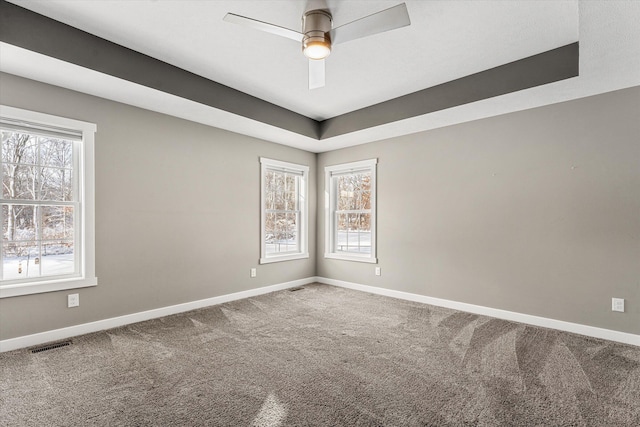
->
[289,287,304,292]
[30,340,72,354]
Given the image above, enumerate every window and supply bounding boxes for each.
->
[0,105,97,298]
[325,159,377,263]
[260,158,309,264]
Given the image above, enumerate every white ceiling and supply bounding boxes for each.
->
[1,0,639,152]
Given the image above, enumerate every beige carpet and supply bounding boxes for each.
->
[1,284,639,426]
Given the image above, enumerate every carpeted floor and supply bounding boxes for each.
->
[1,283,639,426]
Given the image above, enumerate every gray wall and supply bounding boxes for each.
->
[317,87,640,335]
[1,72,638,341]
[0,73,316,340]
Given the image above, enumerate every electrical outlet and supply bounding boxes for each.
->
[612,298,624,312]
[375,267,381,276]
[250,268,257,278]
[67,293,79,308]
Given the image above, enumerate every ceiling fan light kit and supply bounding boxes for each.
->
[303,40,331,60]
[302,9,332,60]
[224,3,411,89]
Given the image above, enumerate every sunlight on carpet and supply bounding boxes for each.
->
[252,392,288,427]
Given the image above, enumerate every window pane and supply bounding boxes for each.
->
[345,213,360,253]
[264,170,275,210]
[337,191,352,211]
[337,176,354,210]
[360,190,371,210]
[1,203,77,280]
[40,167,73,201]
[285,174,295,193]
[274,172,284,210]
[265,212,298,254]
[2,133,76,202]
[359,213,371,232]
[2,204,37,242]
[357,232,372,253]
[41,240,74,276]
[2,242,40,280]
[336,213,348,252]
[39,137,73,169]
[286,190,297,211]
[42,206,74,240]
[2,163,38,200]
[265,212,277,254]
[275,190,285,210]
[275,213,285,251]
[282,213,297,252]
[2,132,37,166]
[285,212,298,251]
[336,212,372,254]
[275,213,287,252]
[265,187,275,211]
[358,213,372,253]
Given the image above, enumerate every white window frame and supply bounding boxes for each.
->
[260,157,309,264]
[324,159,377,263]
[0,105,97,298]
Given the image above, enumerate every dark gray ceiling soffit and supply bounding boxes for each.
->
[0,0,319,139]
[0,1,579,142]
[319,42,579,139]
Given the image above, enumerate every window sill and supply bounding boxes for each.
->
[260,253,310,264]
[0,276,98,298]
[324,253,378,264]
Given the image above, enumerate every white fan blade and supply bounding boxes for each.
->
[223,13,304,42]
[330,3,410,45]
[309,59,325,90]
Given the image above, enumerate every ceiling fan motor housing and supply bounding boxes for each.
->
[302,9,332,59]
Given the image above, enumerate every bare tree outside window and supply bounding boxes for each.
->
[264,169,300,254]
[335,172,372,254]
[325,159,377,263]
[260,158,309,264]
[1,130,75,280]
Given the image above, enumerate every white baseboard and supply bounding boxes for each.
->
[3,276,637,352]
[316,277,640,347]
[0,277,315,353]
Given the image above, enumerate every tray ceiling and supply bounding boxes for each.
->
[1,1,639,152]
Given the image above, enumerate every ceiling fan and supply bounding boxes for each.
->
[223,3,411,90]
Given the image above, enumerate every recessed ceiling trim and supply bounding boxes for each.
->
[0,0,319,139]
[319,42,579,139]
[0,0,580,144]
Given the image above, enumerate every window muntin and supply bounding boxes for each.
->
[260,158,309,263]
[0,106,96,298]
[325,159,377,263]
